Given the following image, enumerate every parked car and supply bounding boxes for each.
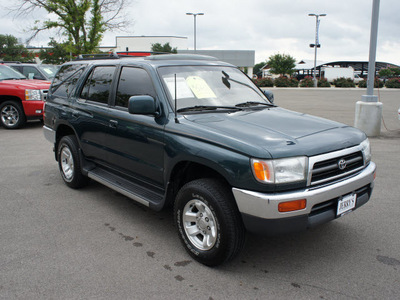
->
[43,54,376,266]
[4,62,59,81]
[0,64,50,129]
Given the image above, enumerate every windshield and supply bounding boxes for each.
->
[0,65,26,80]
[38,64,59,80]
[158,66,269,111]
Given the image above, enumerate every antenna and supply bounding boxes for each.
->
[174,74,179,123]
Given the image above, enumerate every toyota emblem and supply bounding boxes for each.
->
[338,159,347,170]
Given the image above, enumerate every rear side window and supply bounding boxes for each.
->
[52,64,86,97]
[115,67,156,108]
[80,66,116,105]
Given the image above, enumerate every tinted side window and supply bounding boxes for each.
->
[81,66,115,104]
[52,64,86,97]
[115,67,156,108]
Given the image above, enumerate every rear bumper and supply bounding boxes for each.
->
[232,162,376,235]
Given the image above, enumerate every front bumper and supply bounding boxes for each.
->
[232,162,376,235]
[22,101,44,117]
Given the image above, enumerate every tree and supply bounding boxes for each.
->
[11,0,131,55]
[253,61,267,78]
[151,43,177,54]
[379,67,400,78]
[266,53,296,77]
[0,34,34,62]
[39,39,71,64]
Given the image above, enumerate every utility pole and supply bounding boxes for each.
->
[354,0,382,136]
[309,13,326,87]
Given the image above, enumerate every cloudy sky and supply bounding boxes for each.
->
[1,0,399,65]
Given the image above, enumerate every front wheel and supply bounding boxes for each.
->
[0,101,26,129]
[174,178,246,266]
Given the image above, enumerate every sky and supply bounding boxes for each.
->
[1,0,400,66]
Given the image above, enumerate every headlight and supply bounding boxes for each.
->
[360,138,371,165]
[251,156,308,184]
[25,89,42,101]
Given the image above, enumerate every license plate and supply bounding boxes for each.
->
[337,193,357,216]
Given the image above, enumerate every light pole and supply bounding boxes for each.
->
[186,12,204,51]
[309,13,326,87]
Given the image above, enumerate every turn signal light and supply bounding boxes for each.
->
[253,161,271,181]
[278,199,307,212]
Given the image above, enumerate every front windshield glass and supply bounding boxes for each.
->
[38,64,59,80]
[0,65,26,80]
[158,66,269,110]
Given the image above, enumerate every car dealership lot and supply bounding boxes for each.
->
[1,89,399,299]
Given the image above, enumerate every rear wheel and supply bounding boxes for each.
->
[174,178,246,266]
[57,135,89,189]
[0,101,26,129]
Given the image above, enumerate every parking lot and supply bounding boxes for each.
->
[1,88,399,299]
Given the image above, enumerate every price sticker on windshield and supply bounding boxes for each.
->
[186,76,216,99]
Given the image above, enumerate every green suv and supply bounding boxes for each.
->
[43,54,376,266]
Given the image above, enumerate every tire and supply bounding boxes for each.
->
[174,178,246,266]
[57,135,89,189]
[0,101,26,129]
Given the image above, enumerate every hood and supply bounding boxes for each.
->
[181,107,366,158]
[0,79,51,89]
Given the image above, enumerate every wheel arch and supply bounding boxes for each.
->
[54,123,78,161]
[165,160,233,207]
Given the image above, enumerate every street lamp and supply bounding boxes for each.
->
[186,12,204,51]
[309,13,326,87]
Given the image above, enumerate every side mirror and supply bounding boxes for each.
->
[128,95,159,116]
[263,90,274,104]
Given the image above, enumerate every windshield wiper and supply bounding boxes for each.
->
[177,105,243,113]
[235,101,274,108]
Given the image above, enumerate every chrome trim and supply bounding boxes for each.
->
[232,162,375,220]
[43,125,56,144]
[307,145,364,186]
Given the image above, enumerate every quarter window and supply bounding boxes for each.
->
[81,66,115,104]
[115,67,156,108]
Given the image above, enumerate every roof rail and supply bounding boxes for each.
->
[74,52,121,61]
[145,54,218,61]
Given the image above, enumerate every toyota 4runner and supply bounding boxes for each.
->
[43,54,376,266]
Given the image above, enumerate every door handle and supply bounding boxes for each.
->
[109,120,118,128]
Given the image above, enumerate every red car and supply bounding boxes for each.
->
[0,64,50,129]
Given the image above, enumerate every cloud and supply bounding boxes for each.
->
[1,0,399,66]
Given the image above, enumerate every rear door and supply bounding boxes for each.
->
[73,65,116,164]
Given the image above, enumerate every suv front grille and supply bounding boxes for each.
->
[310,150,364,186]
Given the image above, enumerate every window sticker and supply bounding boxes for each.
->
[164,77,194,99]
[186,76,216,99]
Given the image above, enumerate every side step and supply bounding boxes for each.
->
[87,167,164,209]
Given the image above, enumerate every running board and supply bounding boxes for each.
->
[87,167,164,208]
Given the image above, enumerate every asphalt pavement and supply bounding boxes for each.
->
[1,88,399,299]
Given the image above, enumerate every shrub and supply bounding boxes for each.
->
[333,77,355,88]
[289,77,299,87]
[385,77,400,88]
[358,78,384,88]
[300,76,314,87]
[274,76,290,87]
[254,77,274,87]
[274,76,298,87]
[318,78,331,87]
